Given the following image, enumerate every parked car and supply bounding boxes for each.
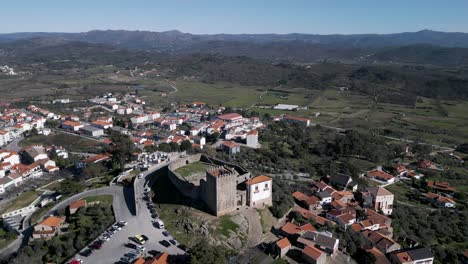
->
[113,225,122,230]
[177,244,188,252]
[79,249,93,257]
[162,231,169,237]
[137,245,146,251]
[138,173,143,179]
[159,240,171,247]
[125,243,137,249]
[124,252,138,259]
[141,235,149,241]
[169,239,176,245]
[119,221,128,226]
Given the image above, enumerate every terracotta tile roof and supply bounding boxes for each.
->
[351,223,363,232]
[367,187,393,197]
[246,175,271,185]
[62,121,82,127]
[221,140,239,149]
[427,181,456,192]
[217,113,243,121]
[367,170,395,181]
[69,200,87,210]
[300,223,316,232]
[292,191,307,201]
[82,154,111,163]
[276,237,291,249]
[38,216,65,227]
[367,247,391,264]
[281,222,301,235]
[303,245,324,260]
[285,115,310,122]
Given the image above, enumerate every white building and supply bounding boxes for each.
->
[246,130,259,148]
[367,187,394,215]
[130,115,149,124]
[273,104,299,111]
[0,130,11,146]
[80,126,104,137]
[246,175,273,208]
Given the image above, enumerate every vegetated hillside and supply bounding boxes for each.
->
[2,38,467,103]
[373,44,468,66]
[175,40,367,62]
[2,29,468,48]
[163,54,468,103]
[0,38,164,69]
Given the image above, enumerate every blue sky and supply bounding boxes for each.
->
[1,0,467,34]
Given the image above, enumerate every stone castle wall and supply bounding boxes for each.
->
[167,154,252,216]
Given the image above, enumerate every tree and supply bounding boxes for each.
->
[58,179,84,194]
[190,240,227,264]
[158,143,172,153]
[180,140,193,152]
[169,142,180,152]
[108,132,135,169]
[81,162,106,180]
[353,248,376,264]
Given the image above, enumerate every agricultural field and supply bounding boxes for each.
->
[19,132,106,153]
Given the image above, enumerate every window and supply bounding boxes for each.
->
[264,183,269,191]
[254,186,259,193]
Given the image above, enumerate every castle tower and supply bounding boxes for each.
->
[205,166,238,216]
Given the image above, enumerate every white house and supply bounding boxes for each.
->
[246,175,272,208]
[130,115,149,124]
[61,121,84,131]
[246,130,259,148]
[22,146,49,162]
[0,130,11,146]
[367,187,394,215]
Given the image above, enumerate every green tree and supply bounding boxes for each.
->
[190,240,227,264]
[353,248,376,264]
[108,132,135,169]
[180,140,193,152]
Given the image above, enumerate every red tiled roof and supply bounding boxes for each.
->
[276,237,291,249]
[221,140,239,149]
[69,200,87,210]
[38,216,65,227]
[217,113,243,121]
[246,175,271,185]
[303,245,324,260]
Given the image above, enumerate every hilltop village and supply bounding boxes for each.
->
[0,90,465,264]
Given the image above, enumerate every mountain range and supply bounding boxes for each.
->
[1,29,468,66]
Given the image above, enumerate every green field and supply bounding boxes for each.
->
[20,132,105,153]
[0,191,40,215]
[175,161,212,178]
[83,195,113,206]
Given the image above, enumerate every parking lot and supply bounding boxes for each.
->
[73,156,186,264]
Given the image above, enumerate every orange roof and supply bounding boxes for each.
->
[300,223,316,232]
[246,175,271,185]
[292,191,307,201]
[132,258,145,264]
[62,121,82,127]
[351,223,363,232]
[303,245,324,260]
[281,222,301,235]
[367,170,394,180]
[247,130,258,135]
[285,115,310,122]
[38,216,65,227]
[69,200,87,210]
[276,237,291,249]
[92,121,112,126]
[221,140,239,148]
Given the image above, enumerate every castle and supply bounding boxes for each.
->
[167,154,272,216]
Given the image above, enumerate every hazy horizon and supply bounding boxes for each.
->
[1,0,467,35]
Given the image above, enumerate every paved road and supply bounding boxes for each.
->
[5,137,22,152]
[79,154,186,264]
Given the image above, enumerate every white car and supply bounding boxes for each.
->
[101,236,110,241]
[137,245,145,251]
[113,225,122,230]
[144,187,150,193]
[137,173,143,179]
[119,221,128,226]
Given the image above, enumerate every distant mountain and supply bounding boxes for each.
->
[372,44,468,66]
[2,29,468,52]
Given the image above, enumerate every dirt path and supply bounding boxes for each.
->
[243,208,263,249]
